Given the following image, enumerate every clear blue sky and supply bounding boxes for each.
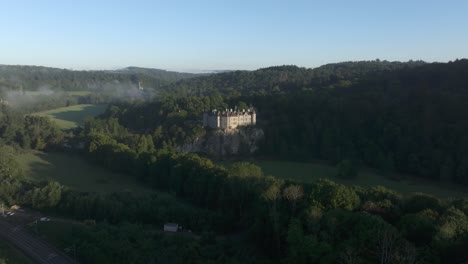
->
[0,0,467,71]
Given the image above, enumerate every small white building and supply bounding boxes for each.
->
[163,223,179,232]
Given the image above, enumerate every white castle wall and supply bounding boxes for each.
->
[203,108,256,130]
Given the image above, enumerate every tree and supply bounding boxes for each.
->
[31,181,63,209]
[286,218,307,264]
[310,179,361,210]
[0,145,23,204]
[283,184,304,214]
[227,163,264,218]
[376,227,416,264]
[398,212,437,246]
[261,176,284,252]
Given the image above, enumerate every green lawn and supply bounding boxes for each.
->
[18,151,151,193]
[225,160,468,198]
[31,104,107,129]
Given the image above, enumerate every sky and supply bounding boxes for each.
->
[0,0,467,72]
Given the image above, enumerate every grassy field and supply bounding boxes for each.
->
[31,104,107,129]
[65,91,92,96]
[17,151,151,193]
[224,160,468,198]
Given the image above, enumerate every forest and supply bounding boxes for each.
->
[98,60,468,185]
[1,60,468,263]
[0,65,198,91]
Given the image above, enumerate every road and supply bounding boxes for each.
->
[0,218,78,264]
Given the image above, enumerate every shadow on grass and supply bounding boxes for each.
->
[25,152,56,182]
[47,105,107,125]
[24,152,153,193]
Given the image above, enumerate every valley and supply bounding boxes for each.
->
[2,60,468,263]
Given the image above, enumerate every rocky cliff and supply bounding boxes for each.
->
[178,127,264,156]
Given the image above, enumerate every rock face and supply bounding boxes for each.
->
[178,127,264,156]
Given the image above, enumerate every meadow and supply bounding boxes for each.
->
[224,160,468,198]
[64,91,92,96]
[17,151,151,193]
[31,104,107,129]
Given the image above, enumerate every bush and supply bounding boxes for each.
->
[310,179,361,211]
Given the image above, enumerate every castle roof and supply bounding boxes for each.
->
[206,107,256,116]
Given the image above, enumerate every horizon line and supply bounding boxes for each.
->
[2,58,466,74]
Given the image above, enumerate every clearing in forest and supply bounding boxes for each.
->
[31,104,107,129]
[224,160,468,198]
[18,151,150,193]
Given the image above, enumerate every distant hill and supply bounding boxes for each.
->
[113,66,199,81]
[162,60,427,96]
[0,60,432,96]
[0,64,201,92]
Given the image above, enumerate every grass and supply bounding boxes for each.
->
[31,104,107,129]
[224,160,468,198]
[17,151,151,193]
[65,91,92,96]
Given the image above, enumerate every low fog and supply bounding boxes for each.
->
[0,80,151,108]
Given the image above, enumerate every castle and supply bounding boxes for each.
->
[203,107,256,130]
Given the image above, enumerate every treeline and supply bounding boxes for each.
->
[0,65,198,91]
[78,119,468,263]
[56,191,221,231]
[38,221,255,264]
[163,60,426,96]
[0,61,426,96]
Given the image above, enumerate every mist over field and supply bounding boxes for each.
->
[1,86,54,106]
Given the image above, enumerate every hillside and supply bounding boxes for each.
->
[114,66,201,81]
[162,60,426,96]
[101,59,468,186]
[0,64,200,92]
[0,61,427,96]
[254,59,468,184]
